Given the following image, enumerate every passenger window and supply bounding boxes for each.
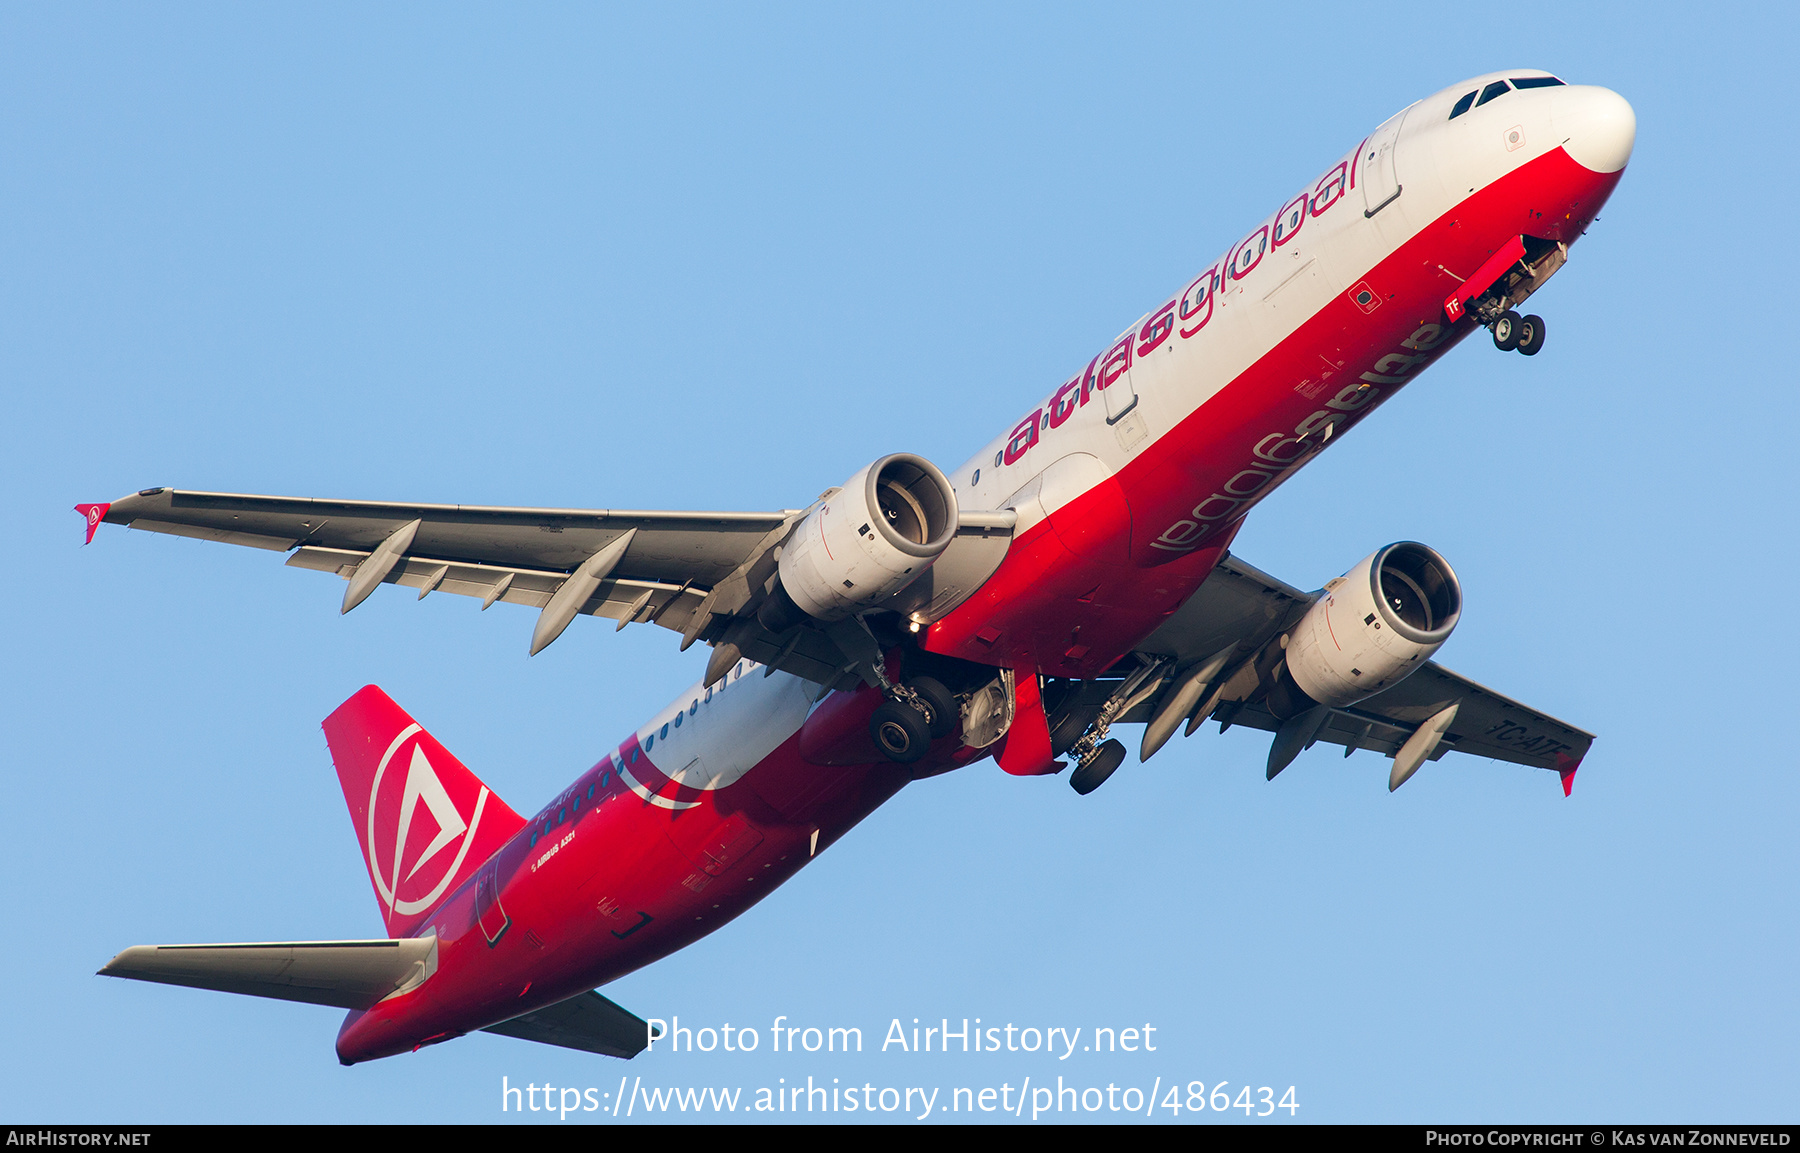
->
[674,712,682,729]
[586,783,596,800]
[1475,81,1510,108]
[645,733,654,752]
[558,807,567,825]
[1449,90,1477,119]
[660,723,670,739]
[1510,76,1564,89]
[689,700,698,716]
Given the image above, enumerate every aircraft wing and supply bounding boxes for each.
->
[1125,552,1594,789]
[95,486,801,647]
[90,486,1015,683]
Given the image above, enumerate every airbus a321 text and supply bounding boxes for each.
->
[89,71,1634,1065]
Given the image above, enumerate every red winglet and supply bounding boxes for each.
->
[75,503,111,545]
[1555,752,1583,797]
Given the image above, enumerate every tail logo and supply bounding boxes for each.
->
[367,724,490,918]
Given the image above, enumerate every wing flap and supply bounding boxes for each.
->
[284,547,707,626]
[481,989,651,1059]
[98,938,436,1010]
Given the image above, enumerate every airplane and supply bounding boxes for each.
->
[89,69,1634,1065]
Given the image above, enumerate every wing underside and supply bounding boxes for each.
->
[97,487,1016,687]
[106,487,791,636]
[94,489,1588,782]
[1109,553,1593,784]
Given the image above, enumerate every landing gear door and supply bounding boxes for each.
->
[1360,107,1410,218]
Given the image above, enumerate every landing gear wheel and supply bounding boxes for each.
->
[1491,310,1523,351]
[870,699,930,763]
[1516,314,1545,356]
[1047,707,1091,758]
[906,676,958,740]
[1070,739,1127,795]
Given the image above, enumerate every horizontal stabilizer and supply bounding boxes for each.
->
[482,989,652,1059]
[99,938,436,1011]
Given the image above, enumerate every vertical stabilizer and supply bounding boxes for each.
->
[323,686,525,938]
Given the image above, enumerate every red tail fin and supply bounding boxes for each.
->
[322,686,525,938]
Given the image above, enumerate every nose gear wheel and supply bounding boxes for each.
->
[1491,310,1523,351]
[1515,314,1545,355]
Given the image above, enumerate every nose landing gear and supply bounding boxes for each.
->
[1515,313,1545,355]
[1491,310,1522,350]
[1490,310,1546,355]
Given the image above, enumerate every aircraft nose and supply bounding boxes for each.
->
[1557,86,1636,174]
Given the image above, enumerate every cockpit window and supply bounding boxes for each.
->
[1475,81,1511,108]
[1449,90,1478,120]
[1510,76,1565,89]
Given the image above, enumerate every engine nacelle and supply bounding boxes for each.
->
[771,453,959,624]
[1275,542,1462,713]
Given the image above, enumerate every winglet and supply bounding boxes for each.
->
[1556,752,1582,797]
[75,503,111,545]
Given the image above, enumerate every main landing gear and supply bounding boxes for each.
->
[1056,656,1170,795]
[1490,310,1546,356]
[869,675,956,763]
[1069,739,1127,795]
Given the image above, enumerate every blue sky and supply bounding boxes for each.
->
[3,2,1794,1124]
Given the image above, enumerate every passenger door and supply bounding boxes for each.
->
[1360,107,1410,218]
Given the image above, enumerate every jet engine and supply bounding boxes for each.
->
[1267,542,1461,717]
[760,453,959,629]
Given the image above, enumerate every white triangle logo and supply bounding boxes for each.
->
[386,743,468,909]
